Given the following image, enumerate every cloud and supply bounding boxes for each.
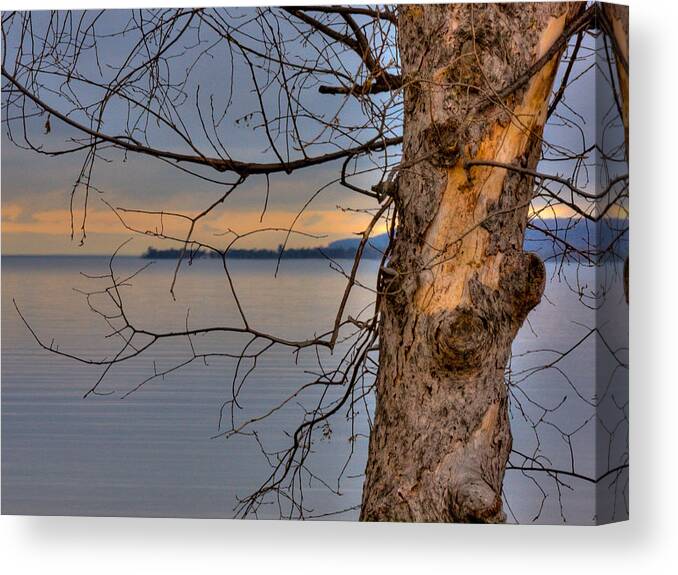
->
[1,203,23,222]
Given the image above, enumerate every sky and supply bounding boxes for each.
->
[1,8,395,255]
[1,133,384,254]
[0,8,616,256]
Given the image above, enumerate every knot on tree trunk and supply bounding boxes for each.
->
[443,401,510,523]
[447,477,505,523]
[428,251,544,373]
[499,251,546,323]
[428,307,493,372]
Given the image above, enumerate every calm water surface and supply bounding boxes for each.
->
[1,256,627,523]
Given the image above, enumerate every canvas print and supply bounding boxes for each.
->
[1,2,628,524]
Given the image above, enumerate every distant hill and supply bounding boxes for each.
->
[326,234,390,252]
[142,218,627,262]
[525,217,628,261]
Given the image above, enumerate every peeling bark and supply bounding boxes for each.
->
[360,2,585,523]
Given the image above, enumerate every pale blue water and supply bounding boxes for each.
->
[1,256,628,523]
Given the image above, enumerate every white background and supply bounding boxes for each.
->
[1,0,676,572]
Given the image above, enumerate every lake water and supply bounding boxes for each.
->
[1,255,628,524]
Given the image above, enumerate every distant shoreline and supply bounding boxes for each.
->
[0,253,370,259]
[2,218,628,260]
[140,245,384,260]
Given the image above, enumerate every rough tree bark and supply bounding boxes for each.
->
[361,2,585,523]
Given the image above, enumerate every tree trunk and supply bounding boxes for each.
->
[361,2,585,523]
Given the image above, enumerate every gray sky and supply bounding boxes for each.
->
[1,8,614,255]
